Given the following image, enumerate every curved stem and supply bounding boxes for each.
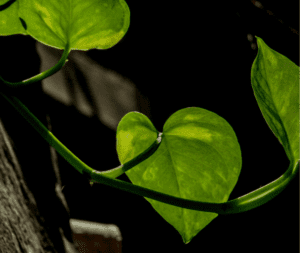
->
[0,43,71,93]
[0,91,162,178]
[89,159,298,214]
[1,90,298,214]
[94,133,162,179]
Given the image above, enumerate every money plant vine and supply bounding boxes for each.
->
[0,0,298,244]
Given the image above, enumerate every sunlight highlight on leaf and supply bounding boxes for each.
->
[0,0,130,50]
[117,107,242,243]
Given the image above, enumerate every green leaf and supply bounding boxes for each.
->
[1,0,130,50]
[117,107,242,244]
[251,37,299,166]
[117,111,159,163]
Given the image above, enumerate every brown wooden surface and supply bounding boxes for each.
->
[0,34,124,252]
[0,35,75,252]
[0,99,75,252]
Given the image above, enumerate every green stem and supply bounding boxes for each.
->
[90,158,298,214]
[0,87,298,215]
[92,133,162,179]
[0,91,161,178]
[0,43,71,93]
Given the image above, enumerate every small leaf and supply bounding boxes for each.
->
[117,107,242,243]
[251,37,299,165]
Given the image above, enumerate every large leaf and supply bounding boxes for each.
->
[117,107,242,243]
[0,0,130,50]
[251,37,299,166]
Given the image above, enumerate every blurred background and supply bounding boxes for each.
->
[0,0,298,252]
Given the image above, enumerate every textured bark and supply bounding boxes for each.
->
[0,35,76,252]
[0,35,123,253]
[0,104,76,252]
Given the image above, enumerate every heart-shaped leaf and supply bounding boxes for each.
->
[251,37,299,166]
[117,107,242,243]
[1,0,130,50]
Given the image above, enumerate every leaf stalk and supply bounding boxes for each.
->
[0,42,71,94]
[0,88,297,214]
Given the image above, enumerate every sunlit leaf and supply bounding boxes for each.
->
[0,0,130,50]
[117,107,242,243]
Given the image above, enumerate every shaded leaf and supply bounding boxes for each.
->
[251,37,299,166]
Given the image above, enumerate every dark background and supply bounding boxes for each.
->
[0,0,298,252]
